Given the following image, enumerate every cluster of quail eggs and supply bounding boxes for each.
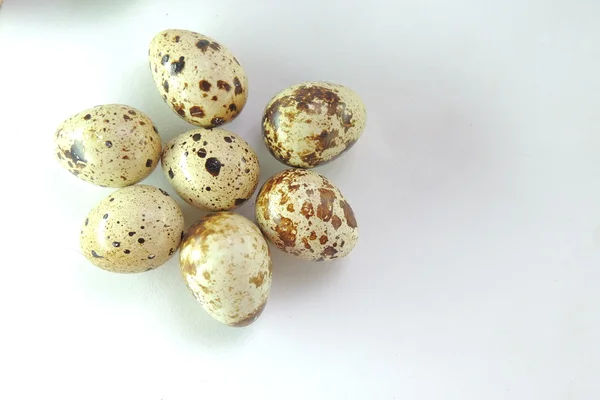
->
[54,29,366,327]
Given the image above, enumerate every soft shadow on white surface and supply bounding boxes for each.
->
[74,257,256,347]
[8,0,133,22]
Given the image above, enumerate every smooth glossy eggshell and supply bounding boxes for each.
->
[255,169,359,261]
[262,82,366,168]
[161,128,260,211]
[149,29,248,127]
[54,104,162,187]
[179,212,272,327]
[80,185,185,273]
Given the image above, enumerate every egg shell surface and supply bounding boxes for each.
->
[161,128,260,211]
[80,185,185,273]
[54,104,162,187]
[262,81,366,168]
[255,169,359,261]
[149,29,248,127]
[179,212,272,327]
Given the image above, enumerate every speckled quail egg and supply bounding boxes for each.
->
[161,128,260,211]
[80,185,185,273]
[54,104,162,187]
[149,29,248,128]
[262,81,366,168]
[255,169,358,261]
[179,212,272,327]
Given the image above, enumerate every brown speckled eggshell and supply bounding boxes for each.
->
[262,81,366,168]
[255,169,359,262]
[54,104,162,187]
[80,185,185,273]
[161,128,260,211]
[180,212,272,327]
[149,29,248,128]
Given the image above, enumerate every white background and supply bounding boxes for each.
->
[1,0,599,399]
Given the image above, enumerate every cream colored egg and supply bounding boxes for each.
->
[179,212,272,327]
[149,29,248,127]
[255,169,358,261]
[262,81,366,168]
[54,104,162,187]
[80,185,185,273]
[161,128,260,211]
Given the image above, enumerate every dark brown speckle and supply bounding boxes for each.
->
[340,200,358,228]
[190,106,205,118]
[316,188,335,222]
[205,157,222,176]
[233,77,242,95]
[274,217,297,247]
[196,39,210,52]
[211,117,225,126]
[217,80,231,92]
[331,215,342,230]
[199,80,212,91]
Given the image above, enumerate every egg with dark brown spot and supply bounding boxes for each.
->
[149,29,248,128]
[80,185,185,273]
[262,81,366,168]
[161,128,260,211]
[255,169,358,261]
[54,104,162,187]
[180,212,272,326]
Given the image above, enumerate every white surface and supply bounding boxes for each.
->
[1,1,600,399]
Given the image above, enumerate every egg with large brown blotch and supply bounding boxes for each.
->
[54,104,162,187]
[255,169,359,261]
[161,128,260,211]
[149,29,248,127]
[80,185,185,273]
[262,81,366,168]
[180,212,272,327]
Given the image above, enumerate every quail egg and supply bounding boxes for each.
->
[262,81,366,168]
[180,212,272,327]
[149,29,248,128]
[161,128,260,211]
[54,104,162,187]
[255,169,358,261]
[80,185,185,273]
